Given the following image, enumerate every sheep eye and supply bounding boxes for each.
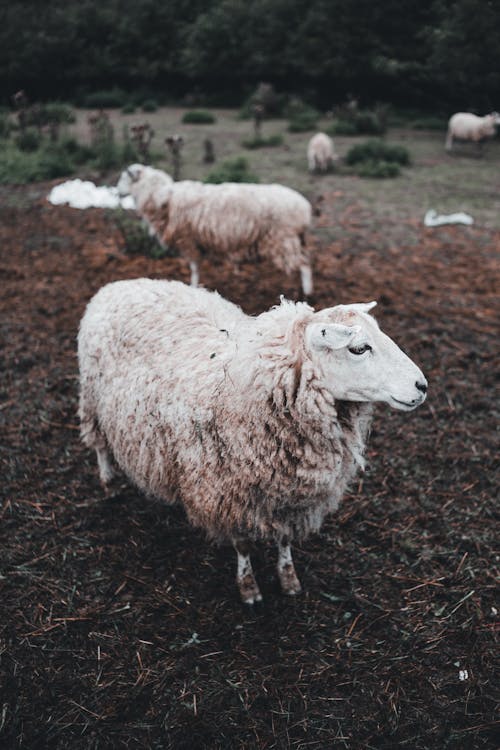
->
[348,344,372,355]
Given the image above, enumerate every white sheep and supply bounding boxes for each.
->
[307,132,338,173]
[78,279,427,604]
[445,111,500,152]
[117,164,313,295]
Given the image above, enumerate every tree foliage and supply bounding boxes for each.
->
[1,0,498,110]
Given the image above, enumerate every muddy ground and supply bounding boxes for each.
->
[0,182,498,748]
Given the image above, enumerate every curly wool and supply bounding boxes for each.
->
[130,173,312,276]
[307,132,337,173]
[78,279,372,543]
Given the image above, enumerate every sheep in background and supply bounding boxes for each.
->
[445,112,500,152]
[79,279,428,604]
[117,164,313,295]
[307,132,338,173]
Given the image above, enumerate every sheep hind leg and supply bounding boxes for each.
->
[277,536,302,596]
[79,408,115,487]
[233,540,262,604]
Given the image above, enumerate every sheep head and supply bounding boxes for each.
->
[305,302,427,410]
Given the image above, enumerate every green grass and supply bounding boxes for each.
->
[241,134,283,149]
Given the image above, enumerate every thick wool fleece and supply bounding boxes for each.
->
[78,280,372,543]
[131,177,312,275]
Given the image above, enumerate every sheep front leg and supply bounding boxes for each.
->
[234,541,262,604]
[277,536,302,596]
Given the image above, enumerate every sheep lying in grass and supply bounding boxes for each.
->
[445,112,500,152]
[307,132,338,173]
[78,279,428,604]
[117,164,313,295]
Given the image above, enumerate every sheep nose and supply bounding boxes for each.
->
[415,380,427,394]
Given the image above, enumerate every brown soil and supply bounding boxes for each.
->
[1,182,498,749]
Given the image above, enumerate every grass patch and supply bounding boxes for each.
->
[346,140,410,166]
[345,139,410,179]
[205,156,258,184]
[241,134,283,149]
[410,117,448,131]
[182,110,216,124]
[112,209,172,259]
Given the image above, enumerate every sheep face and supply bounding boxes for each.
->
[117,163,144,196]
[306,302,427,411]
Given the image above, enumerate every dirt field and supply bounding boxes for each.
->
[1,154,499,747]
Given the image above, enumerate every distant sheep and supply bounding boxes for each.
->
[117,164,313,295]
[445,112,500,152]
[307,132,338,173]
[79,279,428,604]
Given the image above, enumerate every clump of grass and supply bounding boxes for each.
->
[355,160,401,178]
[81,88,128,108]
[346,139,410,166]
[121,103,136,114]
[345,139,410,178]
[241,134,283,149]
[15,128,41,152]
[330,110,386,136]
[205,156,258,184]
[411,117,447,130]
[182,110,216,124]
[112,209,173,259]
[141,99,159,113]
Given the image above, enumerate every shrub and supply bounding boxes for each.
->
[241,134,283,149]
[42,102,76,125]
[121,103,136,114]
[329,120,358,136]
[82,89,128,108]
[15,128,41,152]
[205,156,258,184]
[355,160,401,178]
[141,99,159,113]
[346,140,410,166]
[182,110,216,124]
[112,209,172,259]
[411,117,447,130]
[288,112,318,133]
[330,110,386,136]
[0,113,11,138]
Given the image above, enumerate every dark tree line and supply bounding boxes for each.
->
[1,0,499,111]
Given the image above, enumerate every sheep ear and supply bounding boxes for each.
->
[307,323,360,351]
[334,301,377,314]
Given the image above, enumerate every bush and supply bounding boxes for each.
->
[182,110,216,124]
[288,112,318,133]
[329,120,358,136]
[113,209,172,259]
[241,134,283,149]
[205,156,258,184]
[82,89,128,108]
[121,103,136,114]
[15,128,41,152]
[42,102,76,125]
[411,117,448,131]
[330,110,386,136]
[141,99,159,113]
[346,140,410,166]
[355,160,401,178]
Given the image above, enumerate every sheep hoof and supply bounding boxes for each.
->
[278,564,302,596]
[238,573,263,605]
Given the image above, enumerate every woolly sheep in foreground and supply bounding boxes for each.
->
[445,112,500,151]
[307,132,338,173]
[78,279,428,604]
[117,164,313,295]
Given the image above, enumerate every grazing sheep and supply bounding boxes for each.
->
[445,112,500,152]
[117,164,313,295]
[79,279,428,604]
[307,132,338,173]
